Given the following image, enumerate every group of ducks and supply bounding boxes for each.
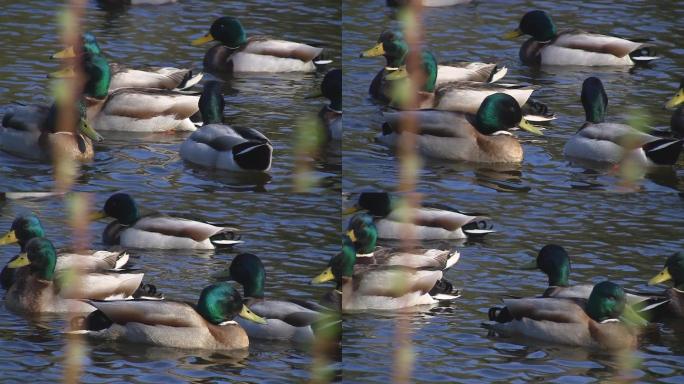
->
[0,16,341,173]
[313,191,683,350]
[1,192,341,349]
[359,10,684,167]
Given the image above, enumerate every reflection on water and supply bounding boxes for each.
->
[0,192,339,382]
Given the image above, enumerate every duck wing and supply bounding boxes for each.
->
[244,37,323,62]
[553,30,644,58]
[578,123,657,148]
[101,88,200,120]
[133,214,235,242]
[382,110,475,138]
[2,104,51,132]
[57,272,144,300]
[249,299,320,327]
[502,297,589,323]
[86,299,205,327]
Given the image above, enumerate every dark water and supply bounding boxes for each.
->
[0,0,341,193]
[342,0,684,382]
[0,192,339,382]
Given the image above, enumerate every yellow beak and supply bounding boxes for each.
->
[360,42,386,58]
[503,28,524,39]
[48,66,76,79]
[191,33,215,46]
[51,46,77,59]
[79,119,104,142]
[346,230,357,243]
[311,267,335,284]
[7,253,30,268]
[89,210,108,221]
[648,267,672,285]
[384,66,408,81]
[665,89,684,109]
[518,118,544,136]
[520,259,538,270]
[342,204,362,215]
[239,305,267,324]
[0,230,18,245]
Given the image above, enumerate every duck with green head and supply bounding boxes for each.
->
[5,237,155,313]
[345,192,493,240]
[74,282,266,350]
[384,49,553,121]
[191,16,329,74]
[51,32,202,91]
[504,10,659,66]
[379,93,543,163]
[360,29,506,103]
[665,79,684,139]
[227,253,336,343]
[306,68,342,141]
[0,97,103,162]
[648,252,684,318]
[564,77,683,166]
[311,235,460,311]
[49,49,200,132]
[180,81,272,172]
[0,213,132,290]
[91,193,243,250]
[485,281,647,349]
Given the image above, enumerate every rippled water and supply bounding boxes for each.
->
[342,0,684,382]
[0,192,339,382]
[0,0,341,193]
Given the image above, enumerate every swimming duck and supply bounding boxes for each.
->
[665,79,684,138]
[379,93,543,163]
[91,193,242,249]
[0,99,103,162]
[310,236,460,311]
[563,77,683,166]
[345,192,493,240]
[306,69,342,141]
[191,17,329,74]
[648,252,684,318]
[52,32,203,91]
[360,29,506,103]
[227,253,335,343]
[0,214,130,289]
[73,282,266,350]
[484,281,647,349]
[385,50,553,121]
[50,50,200,132]
[504,10,659,66]
[180,81,272,172]
[5,237,152,314]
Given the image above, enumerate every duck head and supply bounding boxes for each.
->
[360,29,409,68]
[91,193,139,225]
[475,93,542,135]
[51,32,103,59]
[522,244,570,287]
[384,50,438,93]
[346,213,377,254]
[192,17,247,48]
[586,281,647,326]
[504,10,557,42]
[197,282,266,325]
[199,81,225,125]
[7,237,57,281]
[311,236,355,286]
[581,77,608,124]
[649,251,684,290]
[0,214,45,251]
[228,253,266,299]
[345,192,394,217]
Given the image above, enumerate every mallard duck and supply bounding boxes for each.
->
[360,30,506,103]
[5,238,154,314]
[0,99,103,162]
[306,69,342,141]
[665,79,684,138]
[345,192,493,240]
[52,32,202,91]
[310,236,460,311]
[191,17,329,74]
[50,50,200,132]
[91,193,242,249]
[564,77,683,166]
[0,214,130,289]
[484,281,647,349]
[227,253,335,343]
[385,50,553,121]
[379,93,543,163]
[504,10,659,66]
[180,81,272,171]
[648,252,684,318]
[72,282,266,350]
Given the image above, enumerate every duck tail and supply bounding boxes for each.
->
[445,250,461,270]
[210,229,243,247]
[522,99,556,122]
[176,71,204,91]
[630,47,660,64]
[71,309,113,332]
[488,66,508,83]
[313,50,333,67]
[487,306,512,322]
[233,141,273,171]
[643,138,683,165]
[429,278,462,301]
[462,217,495,237]
[132,283,164,300]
